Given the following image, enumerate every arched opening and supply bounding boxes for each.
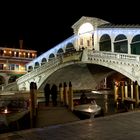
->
[41,58,47,65]
[78,22,93,49]
[34,62,40,69]
[78,23,93,34]
[131,35,140,54]
[48,53,55,61]
[65,43,75,53]
[57,48,64,56]
[28,66,33,72]
[99,34,111,51]
[114,34,128,53]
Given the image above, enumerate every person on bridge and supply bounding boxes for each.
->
[44,83,51,106]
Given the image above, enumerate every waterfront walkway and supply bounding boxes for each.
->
[35,102,80,127]
[1,103,140,139]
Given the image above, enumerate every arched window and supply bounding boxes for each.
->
[131,35,140,54]
[99,34,111,51]
[28,66,33,72]
[41,58,47,65]
[114,34,128,53]
[57,48,64,56]
[48,53,55,61]
[34,62,40,69]
[65,43,75,53]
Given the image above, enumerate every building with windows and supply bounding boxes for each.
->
[0,40,37,86]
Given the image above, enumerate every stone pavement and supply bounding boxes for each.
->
[1,109,140,139]
[35,102,80,127]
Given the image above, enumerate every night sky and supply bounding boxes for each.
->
[0,2,140,56]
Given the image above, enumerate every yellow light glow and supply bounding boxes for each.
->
[3,64,6,67]
[78,23,93,35]
[4,50,6,53]
[9,51,12,54]
[4,107,8,114]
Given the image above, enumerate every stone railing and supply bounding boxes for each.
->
[87,50,140,65]
[17,51,83,85]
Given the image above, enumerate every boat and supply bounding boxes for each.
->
[73,100,102,119]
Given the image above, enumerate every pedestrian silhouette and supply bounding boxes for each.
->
[51,84,58,106]
[44,83,51,106]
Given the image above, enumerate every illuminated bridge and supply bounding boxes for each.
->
[3,16,140,92]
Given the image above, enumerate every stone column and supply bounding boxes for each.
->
[124,82,128,98]
[131,81,134,99]
[114,83,118,102]
[135,81,139,106]
[130,81,134,110]
[121,82,125,102]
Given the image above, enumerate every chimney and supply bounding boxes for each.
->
[19,39,23,49]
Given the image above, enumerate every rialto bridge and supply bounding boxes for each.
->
[2,16,140,92]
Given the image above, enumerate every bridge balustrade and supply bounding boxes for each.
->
[17,51,83,87]
[88,51,140,65]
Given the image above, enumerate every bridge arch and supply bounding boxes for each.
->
[65,43,75,52]
[78,22,93,50]
[28,66,33,72]
[48,53,55,61]
[131,34,140,54]
[57,48,64,55]
[114,34,128,53]
[34,62,40,69]
[99,34,111,51]
[41,58,47,65]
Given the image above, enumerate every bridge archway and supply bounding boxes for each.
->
[65,43,75,52]
[41,58,47,65]
[131,34,140,54]
[48,53,55,61]
[34,62,40,69]
[99,34,111,51]
[114,34,128,53]
[57,48,64,56]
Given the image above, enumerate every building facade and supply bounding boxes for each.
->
[0,40,37,86]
